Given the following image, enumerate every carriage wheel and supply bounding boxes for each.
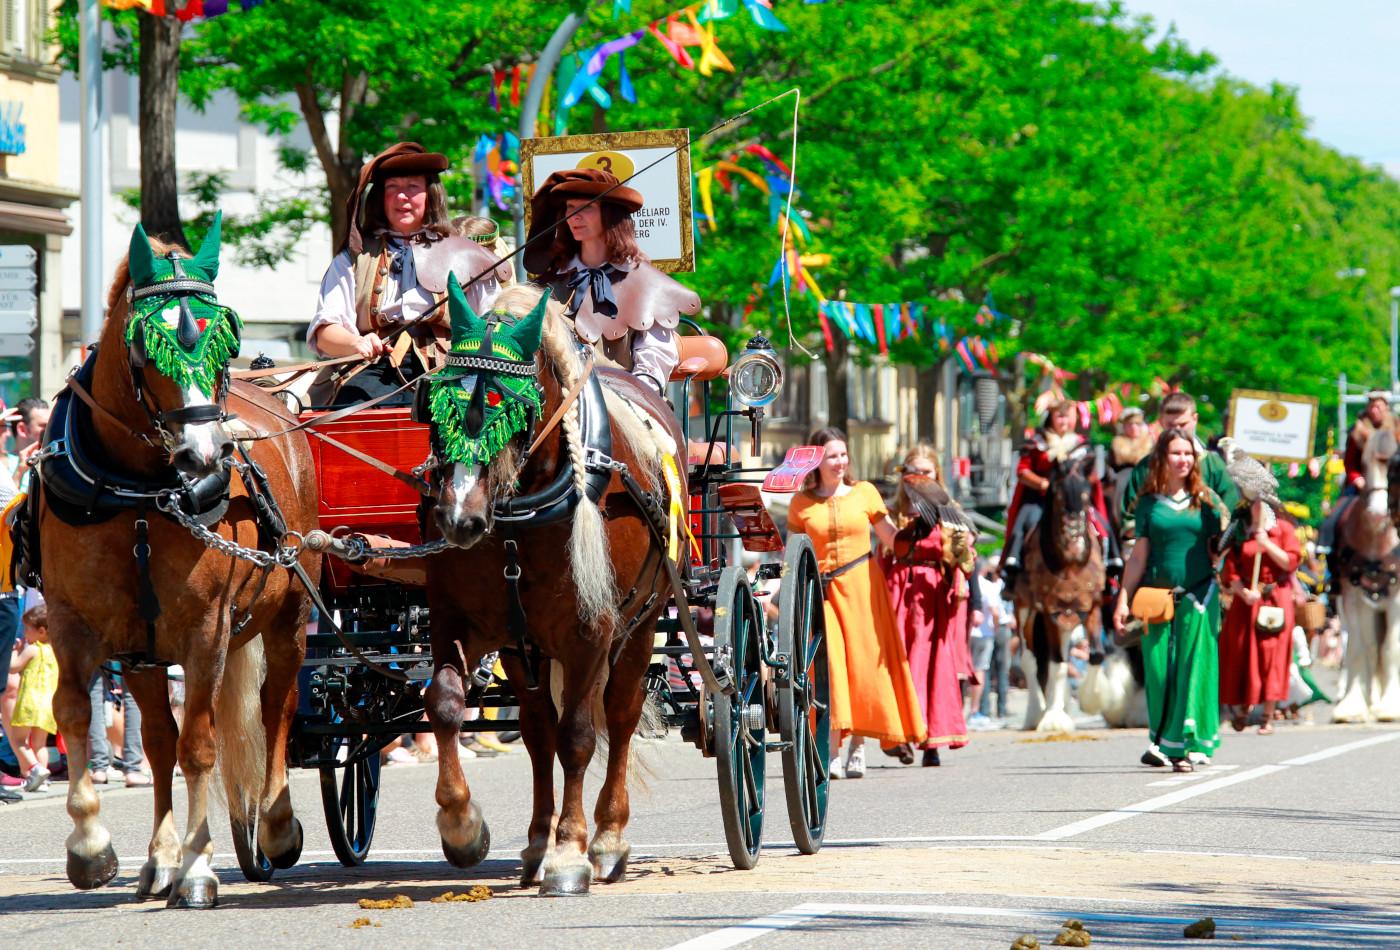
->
[776,533,831,855]
[230,811,274,882]
[711,564,767,870]
[319,738,382,867]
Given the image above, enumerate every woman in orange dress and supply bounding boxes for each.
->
[786,429,927,779]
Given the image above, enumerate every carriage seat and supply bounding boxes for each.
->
[670,334,728,382]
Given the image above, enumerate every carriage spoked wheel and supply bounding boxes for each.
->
[230,807,275,882]
[711,564,767,870]
[319,736,383,866]
[776,533,831,855]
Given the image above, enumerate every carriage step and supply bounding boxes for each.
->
[764,740,794,752]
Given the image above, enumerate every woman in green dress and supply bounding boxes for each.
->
[1113,428,1230,772]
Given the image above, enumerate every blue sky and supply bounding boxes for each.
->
[1120,0,1400,174]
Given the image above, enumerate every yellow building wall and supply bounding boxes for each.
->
[0,73,58,187]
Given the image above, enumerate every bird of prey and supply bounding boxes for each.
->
[902,473,976,531]
[1216,437,1281,508]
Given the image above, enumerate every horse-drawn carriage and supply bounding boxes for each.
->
[228,317,832,880]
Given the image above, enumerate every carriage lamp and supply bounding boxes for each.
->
[730,335,783,409]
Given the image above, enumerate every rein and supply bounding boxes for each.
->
[525,353,594,458]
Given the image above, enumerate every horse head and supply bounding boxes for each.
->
[424,278,556,549]
[119,214,240,480]
[1047,444,1094,566]
[1362,423,1399,526]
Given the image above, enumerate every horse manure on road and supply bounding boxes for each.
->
[1012,936,1041,949]
[431,886,494,903]
[1014,734,1101,744]
[1052,920,1092,946]
[349,918,380,929]
[1184,917,1217,939]
[357,894,414,910]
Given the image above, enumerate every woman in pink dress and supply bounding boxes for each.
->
[879,445,979,767]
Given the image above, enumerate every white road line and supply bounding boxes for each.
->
[665,900,1400,948]
[1279,731,1400,766]
[1146,764,1239,787]
[1033,764,1288,841]
[1143,849,1306,861]
[664,906,827,950]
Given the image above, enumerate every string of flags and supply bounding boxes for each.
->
[102,0,260,18]
[471,133,520,212]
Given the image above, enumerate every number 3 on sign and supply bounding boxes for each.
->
[577,150,635,181]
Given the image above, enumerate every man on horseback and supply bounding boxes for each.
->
[1317,390,1391,558]
[524,167,699,395]
[999,399,1120,584]
[308,142,505,404]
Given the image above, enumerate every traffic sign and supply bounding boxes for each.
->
[0,267,36,291]
[0,312,36,334]
[0,246,36,267]
[0,289,34,312]
[0,334,34,357]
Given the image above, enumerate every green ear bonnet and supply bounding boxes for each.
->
[123,212,243,397]
[429,276,548,467]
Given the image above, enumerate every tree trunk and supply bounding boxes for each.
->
[326,161,359,252]
[916,363,939,443]
[138,14,187,249]
[825,329,850,434]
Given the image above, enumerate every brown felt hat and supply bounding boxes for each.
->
[523,168,643,274]
[343,141,450,255]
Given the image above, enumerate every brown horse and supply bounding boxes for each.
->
[33,219,319,907]
[1013,444,1106,733]
[420,281,677,895]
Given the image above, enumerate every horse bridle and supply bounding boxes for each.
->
[125,252,237,451]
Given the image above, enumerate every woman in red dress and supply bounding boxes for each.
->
[1219,500,1300,734]
[879,445,979,767]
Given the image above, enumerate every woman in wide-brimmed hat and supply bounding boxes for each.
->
[525,167,698,394]
[307,142,504,404]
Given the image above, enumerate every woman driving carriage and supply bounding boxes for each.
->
[308,142,503,404]
[999,399,1121,582]
[524,167,698,394]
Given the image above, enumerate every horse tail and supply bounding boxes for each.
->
[548,661,656,791]
[561,385,617,632]
[216,634,267,825]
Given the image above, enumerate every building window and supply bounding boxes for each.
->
[2,0,43,62]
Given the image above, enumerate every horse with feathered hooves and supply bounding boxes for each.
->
[1013,444,1106,733]
[418,280,679,896]
[25,218,318,908]
[1332,424,1400,722]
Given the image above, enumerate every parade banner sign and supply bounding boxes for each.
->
[1228,389,1319,464]
[521,129,694,273]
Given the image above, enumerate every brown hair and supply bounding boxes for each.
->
[803,427,855,491]
[1141,427,1207,508]
[1042,399,1077,430]
[22,603,46,630]
[893,443,942,524]
[546,201,646,274]
[359,172,452,242]
[1159,391,1196,418]
[452,214,499,240]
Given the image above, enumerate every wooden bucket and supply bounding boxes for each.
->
[1298,600,1327,632]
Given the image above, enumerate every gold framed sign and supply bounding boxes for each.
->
[1227,389,1320,464]
[520,128,694,273]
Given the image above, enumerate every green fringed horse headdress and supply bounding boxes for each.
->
[123,212,242,397]
[428,275,548,467]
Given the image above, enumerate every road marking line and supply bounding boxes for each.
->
[665,900,1400,948]
[1033,764,1288,841]
[1147,764,1239,787]
[1143,849,1306,861]
[1278,731,1400,766]
[664,906,826,950]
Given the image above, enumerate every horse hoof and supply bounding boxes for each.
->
[442,821,491,869]
[590,845,631,884]
[136,863,177,899]
[67,844,119,890]
[520,855,545,888]
[167,877,218,910]
[539,864,591,897]
[268,817,304,870]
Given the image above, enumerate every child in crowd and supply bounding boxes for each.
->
[10,603,56,791]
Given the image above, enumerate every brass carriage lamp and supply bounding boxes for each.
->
[730,335,783,458]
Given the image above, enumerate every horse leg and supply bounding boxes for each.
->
[168,662,221,909]
[589,631,653,884]
[540,648,607,897]
[1333,591,1373,723]
[1037,622,1076,734]
[49,609,117,890]
[1375,605,1400,721]
[426,658,490,868]
[503,655,558,887]
[256,609,307,867]
[1020,610,1045,730]
[123,669,182,898]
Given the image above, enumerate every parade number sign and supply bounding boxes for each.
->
[521,128,694,273]
[1227,389,1319,464]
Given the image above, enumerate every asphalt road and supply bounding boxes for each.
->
[2,687,1398,949]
